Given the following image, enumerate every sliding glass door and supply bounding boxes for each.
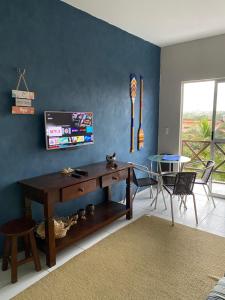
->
[211,81,225,196]
[181,79,225,198]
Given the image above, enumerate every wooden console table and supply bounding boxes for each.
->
[18,161,133,267]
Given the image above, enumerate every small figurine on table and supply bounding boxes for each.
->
[106,153,117,169]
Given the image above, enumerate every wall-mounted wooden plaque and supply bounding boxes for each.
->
[12,106,35,115]
[15,98,32,107]
[12,90,35,100]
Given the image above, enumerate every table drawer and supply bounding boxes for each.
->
[61,179,97,201]
[101,169,128,188]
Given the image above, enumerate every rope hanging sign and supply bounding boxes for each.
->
[11,69,35,115]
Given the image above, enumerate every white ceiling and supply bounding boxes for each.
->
[63,0,225,47]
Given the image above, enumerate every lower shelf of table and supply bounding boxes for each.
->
[37,201,130,253]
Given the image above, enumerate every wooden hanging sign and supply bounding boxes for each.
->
[12,106,35,115]
[15,98,32,107]
[11,69,36,115]
[12,90,35,100]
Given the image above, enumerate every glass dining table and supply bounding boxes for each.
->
[147,154,191,209]
[148,154,191,173]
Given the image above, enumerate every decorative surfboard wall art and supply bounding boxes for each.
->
[130,73,137,153]
[11,69,35,115]
[138,75,144,150]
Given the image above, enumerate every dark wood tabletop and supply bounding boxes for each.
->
[18,161,131,191]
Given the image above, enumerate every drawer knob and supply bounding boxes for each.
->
[79,187,84,193]
[112,176,119,180]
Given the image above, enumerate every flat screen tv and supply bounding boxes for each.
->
[44,111,94,150]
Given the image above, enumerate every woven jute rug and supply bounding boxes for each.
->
[14,216,225,300]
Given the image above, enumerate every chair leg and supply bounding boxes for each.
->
[122,193,126,203]
[179,195,187,210]
[11,236,18,283]
[161,187,167,210]
[154,182,162,209]
[184,195,187,208]
[123,185,137,203]
[150,183,159,207]
[150,186,153,199]
[151,181,167,210]
[150,197,155,207]
[132,187,139,201]
[206,184,216,208]
[192,194,198,225]
[179,195,183,209]
[203,184,211,202]
[24,235,30,258]
[154,191,158,209]
[2,237,10,271]
[170,195,174,226]
[29,232,41,272]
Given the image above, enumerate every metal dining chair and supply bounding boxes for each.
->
[128,163,167,209]
[163,172,198,226]
[194,160,216,207]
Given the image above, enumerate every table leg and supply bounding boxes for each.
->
[11,236,18,283]
[126,168,133,220]
[104,186,112,202]
[150,161,153,172]
[180,163,184,171]
[24,197,32,220]
[44,198,56,267]
[2,237,10,271]
[158,161,162,174]
[24,235,30,258]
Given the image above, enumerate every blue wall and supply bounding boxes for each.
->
[0,0,160,254]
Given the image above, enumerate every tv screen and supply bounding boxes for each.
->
[44,111,94,150]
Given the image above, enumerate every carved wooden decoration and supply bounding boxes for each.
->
[138,76,144,150]
[130,74,137,153]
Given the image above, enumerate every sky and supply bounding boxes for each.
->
[183,81,225,113]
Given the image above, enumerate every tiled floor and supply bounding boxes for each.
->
[212,182,225,196]
[0,185,224,299]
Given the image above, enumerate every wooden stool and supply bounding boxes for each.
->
[0,218,41,283]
